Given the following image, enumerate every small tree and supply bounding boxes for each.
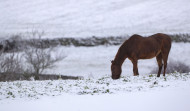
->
[24,31,65,80]
[24,47,64,74]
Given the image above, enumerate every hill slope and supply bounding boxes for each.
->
[0,0,190,38]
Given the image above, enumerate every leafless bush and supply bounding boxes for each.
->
[24,31,65,79]
[0,52,24,74]
[24,47,65,75]
[150,61,190,74]
[0,30,66,81]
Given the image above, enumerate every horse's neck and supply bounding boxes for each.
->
[114,49,127,66]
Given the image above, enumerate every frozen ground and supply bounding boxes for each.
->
[0,0,190,38]
[0,73,190,111]
[47,42,190,78]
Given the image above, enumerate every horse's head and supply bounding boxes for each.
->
[111,60,122,79]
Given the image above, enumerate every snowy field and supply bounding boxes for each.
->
[0,73,190,111]
[47,42,190,78]
[0,0,190,38]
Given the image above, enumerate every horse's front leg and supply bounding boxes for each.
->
[131,59,139,76]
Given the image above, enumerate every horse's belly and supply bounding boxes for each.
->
[139,51,160,59]
[140,56,155,59]
[139,54,155,59]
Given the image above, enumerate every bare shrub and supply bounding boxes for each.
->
[0,30,65,81]
[24,31,65,79]
[24,47,65,75]
[150,61,190,74]
[0,51,25,81]
[0,52,24,74]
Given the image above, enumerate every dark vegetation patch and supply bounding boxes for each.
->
[150,61,190,74]
[1,33,190,53]
[0,73,80,82]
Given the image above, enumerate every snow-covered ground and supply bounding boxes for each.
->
[0,73,190,111]
[46,42,190,78]
[1,88,190,111]
[0,0,190,38]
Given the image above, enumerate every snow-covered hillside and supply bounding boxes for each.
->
[0,0,190,38]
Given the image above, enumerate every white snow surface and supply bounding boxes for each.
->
[0,73,190,111]
[0,0,190,38]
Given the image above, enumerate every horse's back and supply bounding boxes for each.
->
[123,33,171,49]
[151,33,172,49]
[149,33,171,43]
[127,34,161,46]
[128,34,143,40]
[123,33,171,59]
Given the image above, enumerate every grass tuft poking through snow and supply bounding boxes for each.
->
[0,72,190,100]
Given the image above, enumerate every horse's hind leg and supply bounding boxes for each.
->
[162,53,169,76]
[156,53,163,77]
[161,49,170,76]
[131,59,139,76]
[161,37,171,76]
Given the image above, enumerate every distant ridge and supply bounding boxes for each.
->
[0,33,190,53]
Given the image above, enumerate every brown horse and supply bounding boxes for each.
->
[111,33,171,79]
